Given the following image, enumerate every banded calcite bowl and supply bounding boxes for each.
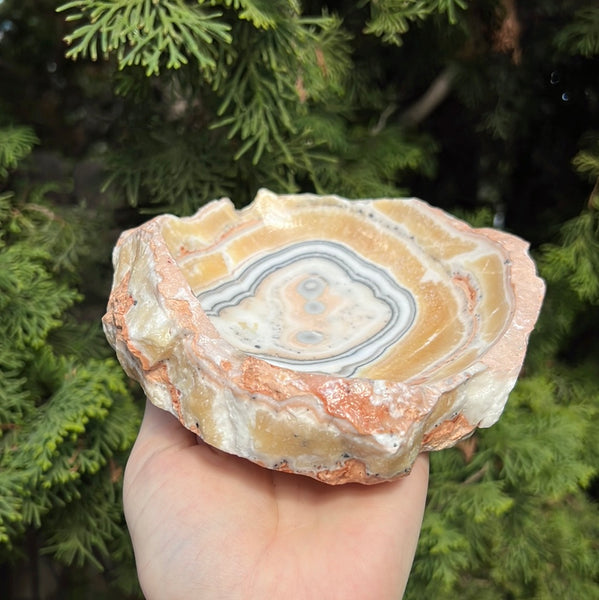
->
[103,189,545,484]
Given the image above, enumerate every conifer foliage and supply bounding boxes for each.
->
[0,0,598,597]
[0,126,140,594]
[57,0,439,213]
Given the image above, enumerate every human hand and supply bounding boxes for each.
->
[123,400,429,600]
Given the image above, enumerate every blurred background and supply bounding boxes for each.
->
[0,1,598,598]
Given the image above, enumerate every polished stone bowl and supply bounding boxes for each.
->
[103,189,545,484]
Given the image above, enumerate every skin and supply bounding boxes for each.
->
[124,401,429,600]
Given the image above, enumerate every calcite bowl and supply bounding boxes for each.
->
[103,189,545,484]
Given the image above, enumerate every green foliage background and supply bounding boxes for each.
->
[0,0,598,598]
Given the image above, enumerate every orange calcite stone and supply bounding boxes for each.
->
[103,189,545,484]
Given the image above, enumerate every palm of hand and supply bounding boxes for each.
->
[124,402,429,600]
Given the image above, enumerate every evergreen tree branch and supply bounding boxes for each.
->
[360,0,468,45]
[209,0,301,29]
[0,244,80,350]
[211,14,351,164]
[0,126,38,180]
[57,0,232,76]
[0,137,140,578]
[555,7,599,58]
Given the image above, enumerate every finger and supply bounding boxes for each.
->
[123,400,199,519]
[372,452,429,533]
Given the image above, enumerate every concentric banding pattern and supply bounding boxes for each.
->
[171,191,515,383]
[197,241,417,376]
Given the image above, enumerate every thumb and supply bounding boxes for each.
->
[126,400,198,478]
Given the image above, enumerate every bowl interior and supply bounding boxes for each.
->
[162,195,514,382]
